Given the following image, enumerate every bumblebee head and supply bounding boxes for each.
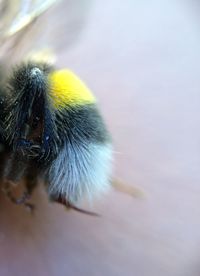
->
[5,63,52,156]
[9,62,51,94]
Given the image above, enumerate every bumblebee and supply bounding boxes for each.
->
[0,62,112,212]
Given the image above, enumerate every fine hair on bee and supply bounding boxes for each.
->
[0,61,113,214]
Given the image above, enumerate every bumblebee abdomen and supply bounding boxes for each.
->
[56,104,110,144]
[46,70,112,203]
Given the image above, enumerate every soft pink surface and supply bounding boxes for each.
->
[0,1,200,275]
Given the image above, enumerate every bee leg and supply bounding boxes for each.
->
[3,152,27,183]
[55,195,100,217]
[17,168,39,212]
[66,202,100,217]
[0,149,8,180]
[2,180,17,203]
[25,167,39,198]
[0,153,35,211]
[2,180,35,212]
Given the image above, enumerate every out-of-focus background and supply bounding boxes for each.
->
[0,0,200,275]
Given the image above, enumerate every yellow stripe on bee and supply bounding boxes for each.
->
[48,69,96,109]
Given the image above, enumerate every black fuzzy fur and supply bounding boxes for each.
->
[0,62,111,206]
